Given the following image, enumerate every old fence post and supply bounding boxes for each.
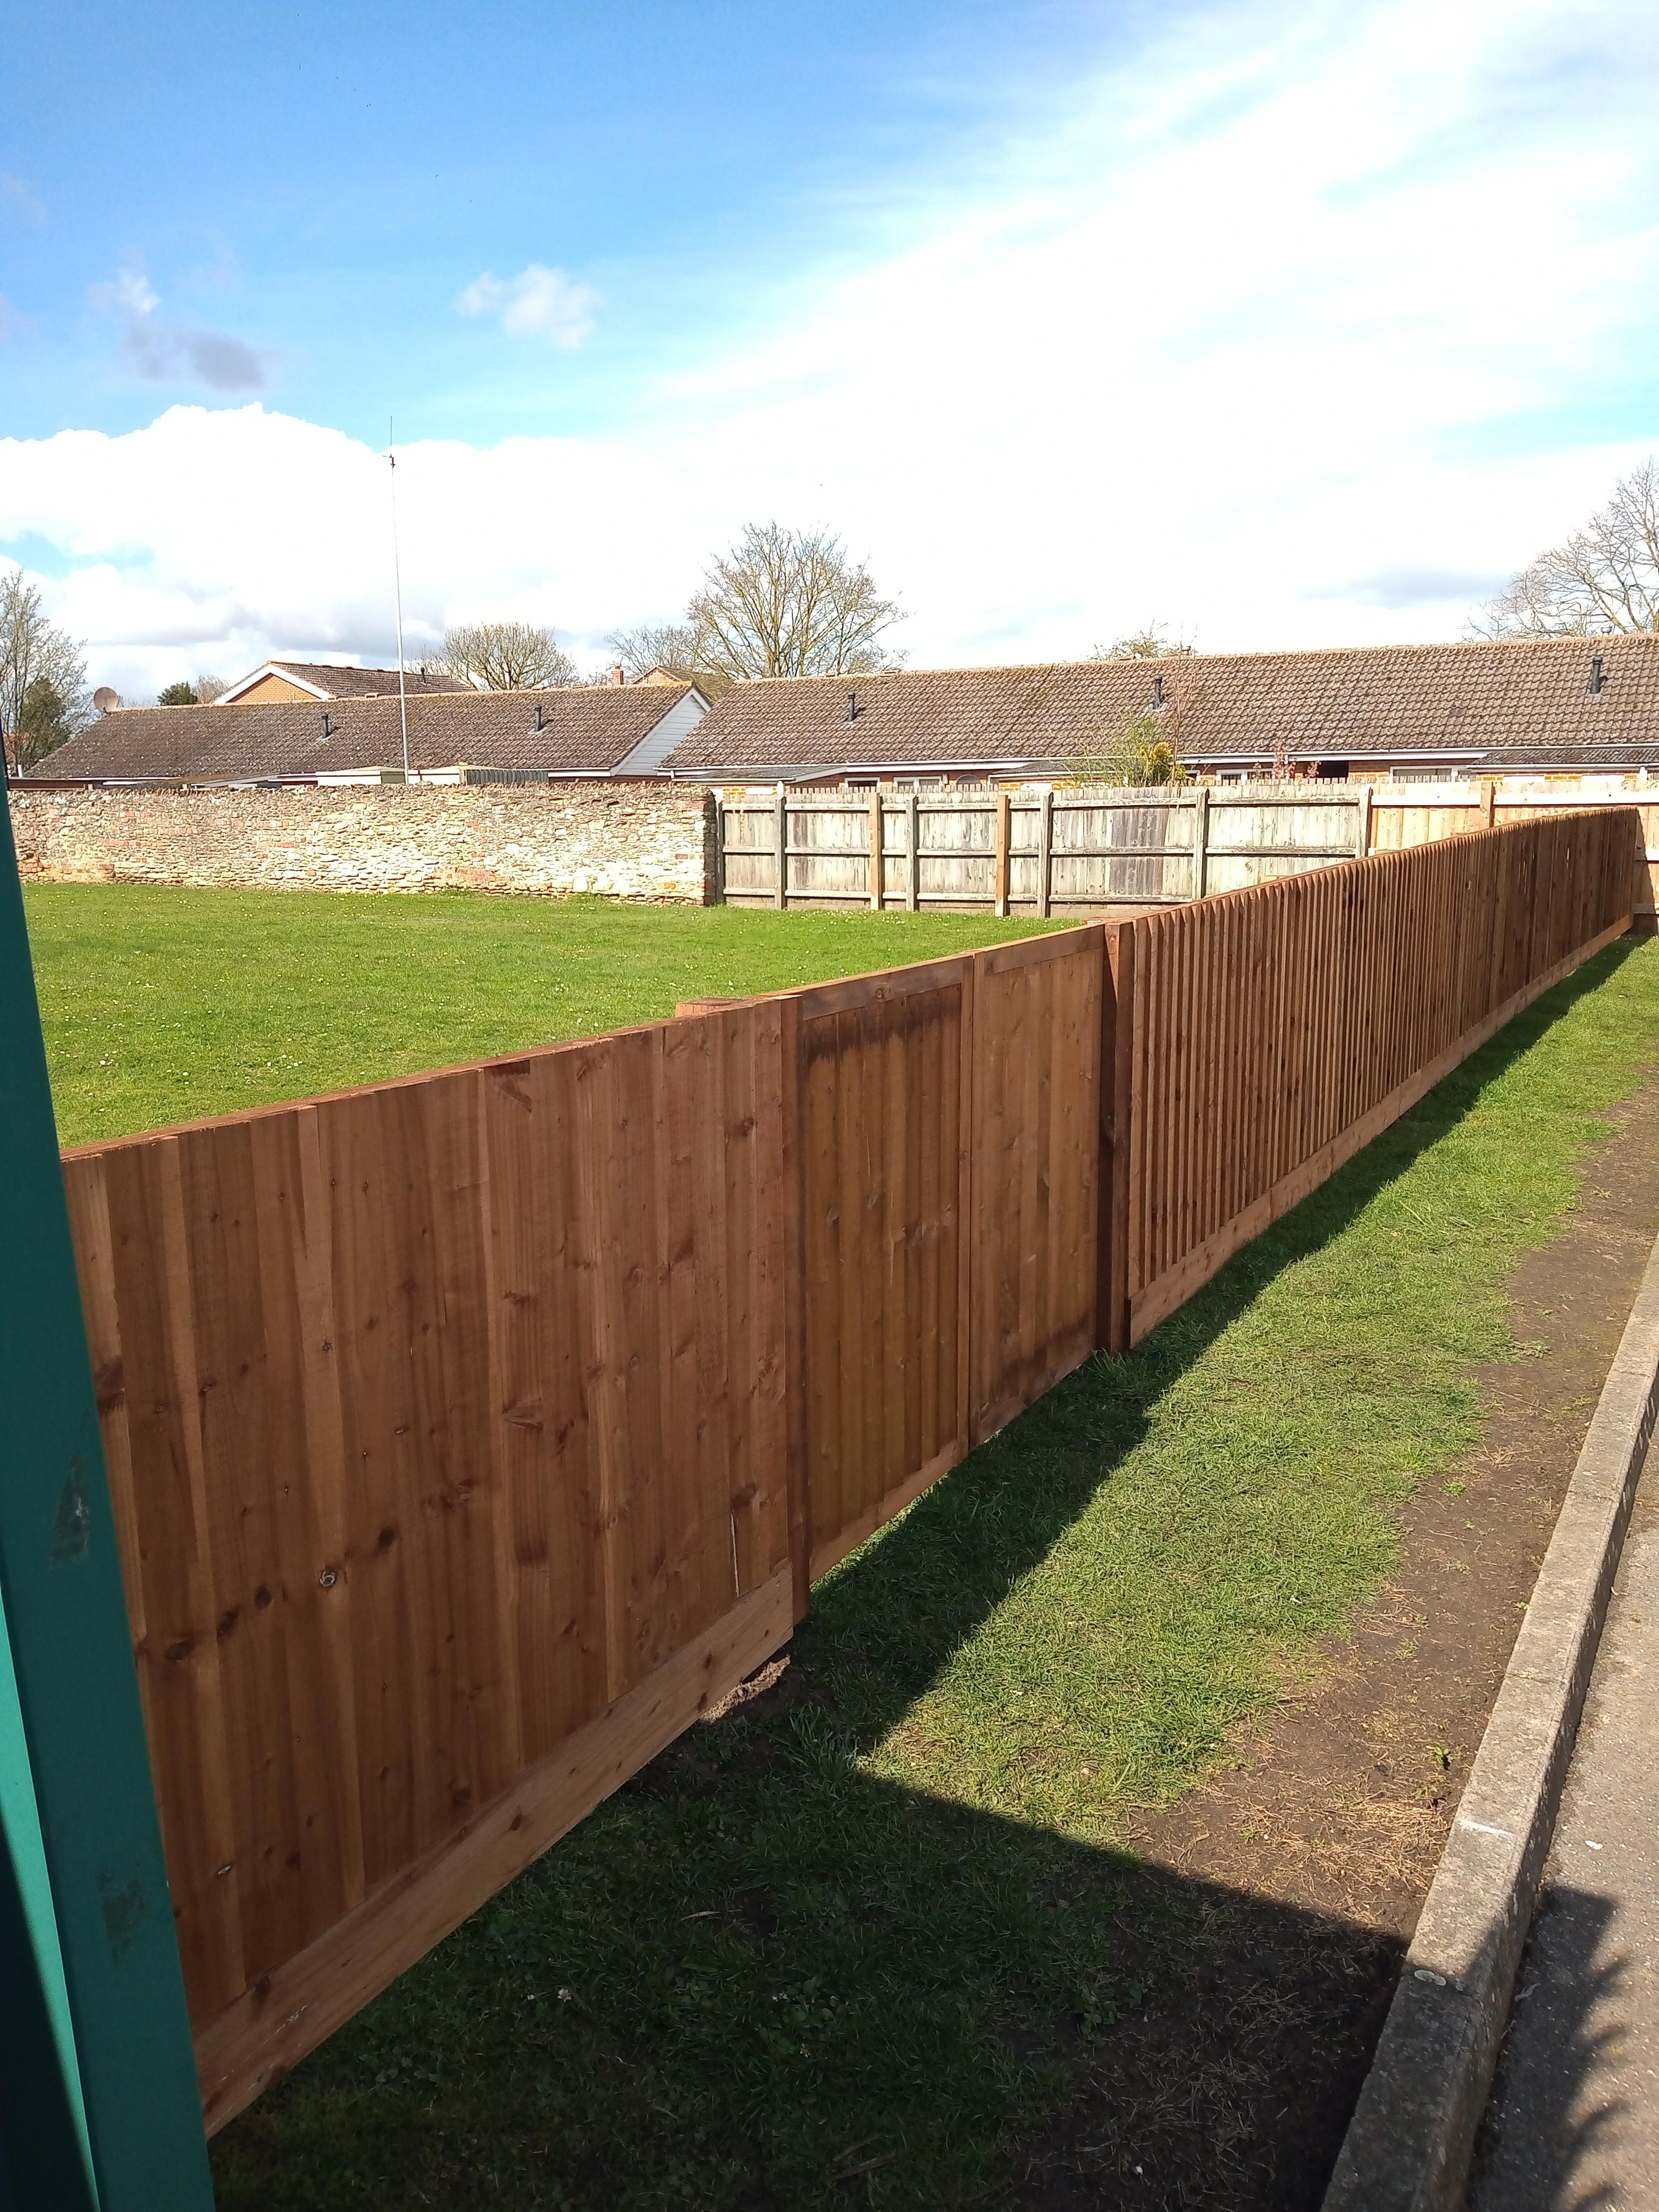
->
[1037,788,1054,919]
[1192,784,1211,900]
[907,791,921,911]
[994,792,1011,916]
[1355,782,1373,859]
[869,790,883,911]
[707,790,725,906]
[774,783,787,911]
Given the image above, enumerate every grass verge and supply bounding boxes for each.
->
[209,940,1659,2208]
[21,884,1058,1146]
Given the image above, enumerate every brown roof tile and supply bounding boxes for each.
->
[248,660,475,700]
[37,684,700,783]
[666,636,1659,777]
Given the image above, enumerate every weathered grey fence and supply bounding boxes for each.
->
[716,784,1371,914]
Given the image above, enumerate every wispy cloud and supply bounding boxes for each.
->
[0,172,46,224]
[456,263,599,348]
[1308,568,1512,608]
[10,0,1659,693]
[88,257,267,392]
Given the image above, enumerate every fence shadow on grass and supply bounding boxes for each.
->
[800,935,1646,1755]
[209,941,1643,2212]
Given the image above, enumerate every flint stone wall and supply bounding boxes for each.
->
[10,782,718,904]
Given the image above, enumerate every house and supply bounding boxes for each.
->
[212,659,474,705]
[664,636,1659,786]
[33,680,710,784]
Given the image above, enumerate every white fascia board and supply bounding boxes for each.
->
[215,663,336,706]
[675,755,1043,783]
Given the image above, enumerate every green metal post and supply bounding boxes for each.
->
[0,789,214,2208]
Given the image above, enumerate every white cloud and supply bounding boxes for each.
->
[456,263,599,348]
[87,257,266,392]
[8,0,1659,697]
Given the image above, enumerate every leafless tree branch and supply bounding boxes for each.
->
[1472,459,1659,639]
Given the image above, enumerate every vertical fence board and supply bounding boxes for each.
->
[1121,814,1639,1340]
[55,807,1638,2130]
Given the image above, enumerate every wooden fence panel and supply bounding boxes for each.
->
[52,804,1644,2135]
[1117,814,1641,1343]
[795,958,973,1577]
[62,1003,794,2129]
[968,929,1103,1442]
[720,786,1379,911]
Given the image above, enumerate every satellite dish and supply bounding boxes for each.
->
[93,686,121,714]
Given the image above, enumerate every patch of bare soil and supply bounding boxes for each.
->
[1017,1076,1659,2210]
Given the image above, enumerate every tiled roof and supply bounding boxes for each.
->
[35,684,700,782]
[666,636,1659,777]
[248,660,475,700]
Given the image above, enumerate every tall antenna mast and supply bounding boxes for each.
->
[388,418,411,782]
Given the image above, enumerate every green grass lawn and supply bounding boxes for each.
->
[21,884,1061,1147]
[193,934,1659,2209]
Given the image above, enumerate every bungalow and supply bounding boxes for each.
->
[212,659,474,706]
[664,635,1659,786]
[33,679,710,784]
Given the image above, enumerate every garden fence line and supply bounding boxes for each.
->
[57,808,1642,2128]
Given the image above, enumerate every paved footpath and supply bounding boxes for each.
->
[1471,1471,1659,2208]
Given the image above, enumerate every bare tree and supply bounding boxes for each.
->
[438,621,579,690]
[685,523,904,680]
[196,673,228,703]
[1473,459,1659,638]
[607,621,701,681]
[1,566,89,772]
[1090,621,1195,660]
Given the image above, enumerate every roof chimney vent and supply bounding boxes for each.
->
[534,701,545,732]
[845,689,858,722]
[1152,672,1166,709]
[321,710,332,741]
[610,664,625,687]
[1588,651,1606,697]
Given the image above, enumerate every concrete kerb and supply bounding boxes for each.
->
[1322,1220,1659,2212]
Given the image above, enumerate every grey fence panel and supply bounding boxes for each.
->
[716,784,1372,911]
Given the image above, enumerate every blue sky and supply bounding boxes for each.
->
[3,0,1658,694]
[2,0,1124,443]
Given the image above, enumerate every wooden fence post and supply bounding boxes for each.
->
[1354,782,1373,859]
[1037,787,1054,919]
[779,994,812,1624]
[869,790,884,911]
[1192,785,1211,900]
[774,784,787,911]
[1480,782,1496,831]
[709,791,726,906]
[1097,921,1135,1354]
[907,792,921,911]
[994,792,1011,916]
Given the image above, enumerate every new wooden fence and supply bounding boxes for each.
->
[59,810,1641,2131]
[1101,810,1641,1345]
